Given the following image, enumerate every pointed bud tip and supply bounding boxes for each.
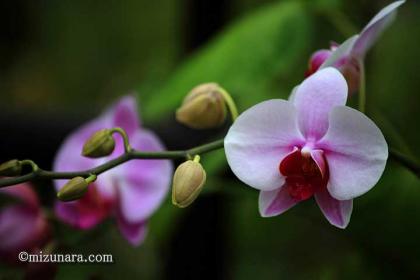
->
[172,160,206,208]
[176,83,227,129]
[0,159,22,176]
[57,177,89,202]
[82,129,115,158]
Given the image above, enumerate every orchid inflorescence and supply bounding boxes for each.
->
[0,1,418,258]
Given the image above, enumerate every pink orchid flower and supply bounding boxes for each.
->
[0,183,50,259]
[224,68,388,228]
[306,1,405,93]
[54,95,172,245]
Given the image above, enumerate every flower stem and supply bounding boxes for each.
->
[111,127,132,152]
[358,59,366,113]
[218,87,238,121]
[389,149,420,178]
[0,139,225,188]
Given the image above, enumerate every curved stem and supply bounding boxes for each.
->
[20,159,39,172]
[0,139,225,188]
[111,127,132,153]
[218,87,238,121]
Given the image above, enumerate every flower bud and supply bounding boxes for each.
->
[57,177,89,202]
[82,129,115,158]
[0,159,22,176]
[176,83,227,129]
[172,159,206,208]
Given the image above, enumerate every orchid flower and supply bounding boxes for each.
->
[54,95,172,245]
[224,68,388,228]
[0,183,50,259]
[306,1,405,93]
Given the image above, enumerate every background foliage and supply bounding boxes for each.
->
[0,0,419,279]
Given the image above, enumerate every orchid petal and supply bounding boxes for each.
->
[315,188,352,229]
[259,187,297,217]
[108,95,141,136]
[0,184,39,209]
[117,130,172,223]
[0,206,38,251]
[317,106,388,200]
[53,118,110,190]
[320,35,359,69]
[225,100,304,191]
[293,67,348,139]
[352,1,405,58]
[54,186,112,229]
[116,213,147,246]
[311,149,327,178]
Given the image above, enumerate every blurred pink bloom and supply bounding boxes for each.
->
[225,68,388,228]
[305,1,405,93]
[54,95,172,245]
[0,183,50,259]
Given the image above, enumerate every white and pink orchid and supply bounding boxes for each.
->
[54,95,172,245]
[224,68,388,228]
[306,1,405,93]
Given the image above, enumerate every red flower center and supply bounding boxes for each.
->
[279,148,328,201]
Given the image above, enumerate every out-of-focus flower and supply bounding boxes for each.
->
[225,68,388,228]
[53,95,173,245]
[0,183,50,259]
[305,1,405,93]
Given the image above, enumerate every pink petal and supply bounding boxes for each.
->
[117,130,172,223]
[116,212,147,246]
[293,67,348,140]
[0,184,39,209]
[352,1,405,58]
[0,206,39,252]
[320,35,359,69]
[315,188,352,229]
[317,106,388,200]
[54,186,113,229]
[224,100,304,191]
[53,118,110,190]
[259,187,297,217]
[310,149,327,178]
[108,95,140,137]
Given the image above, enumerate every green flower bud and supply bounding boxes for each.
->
[172,158,206,208]
[0,160,22,176]
[176,83,227,129]
[57,177,89,202]
[82,129,115,158]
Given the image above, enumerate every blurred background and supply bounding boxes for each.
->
[0,0,419,279]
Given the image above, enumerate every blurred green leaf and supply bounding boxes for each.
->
[142,0,314,122]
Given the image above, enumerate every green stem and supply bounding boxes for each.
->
[358,59,366,113]
[111,127,132,152]
[389,149,420,178]
[0,139,224,188]
[20,159,39,172]
[218,87,238,121]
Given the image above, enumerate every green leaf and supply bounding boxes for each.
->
[142,0,314,122]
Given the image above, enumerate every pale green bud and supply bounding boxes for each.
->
[82,129,115,158]
[172,159,206,208]
[176,83,227,129]
[57,177,89,202]
[0,160,22,176]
